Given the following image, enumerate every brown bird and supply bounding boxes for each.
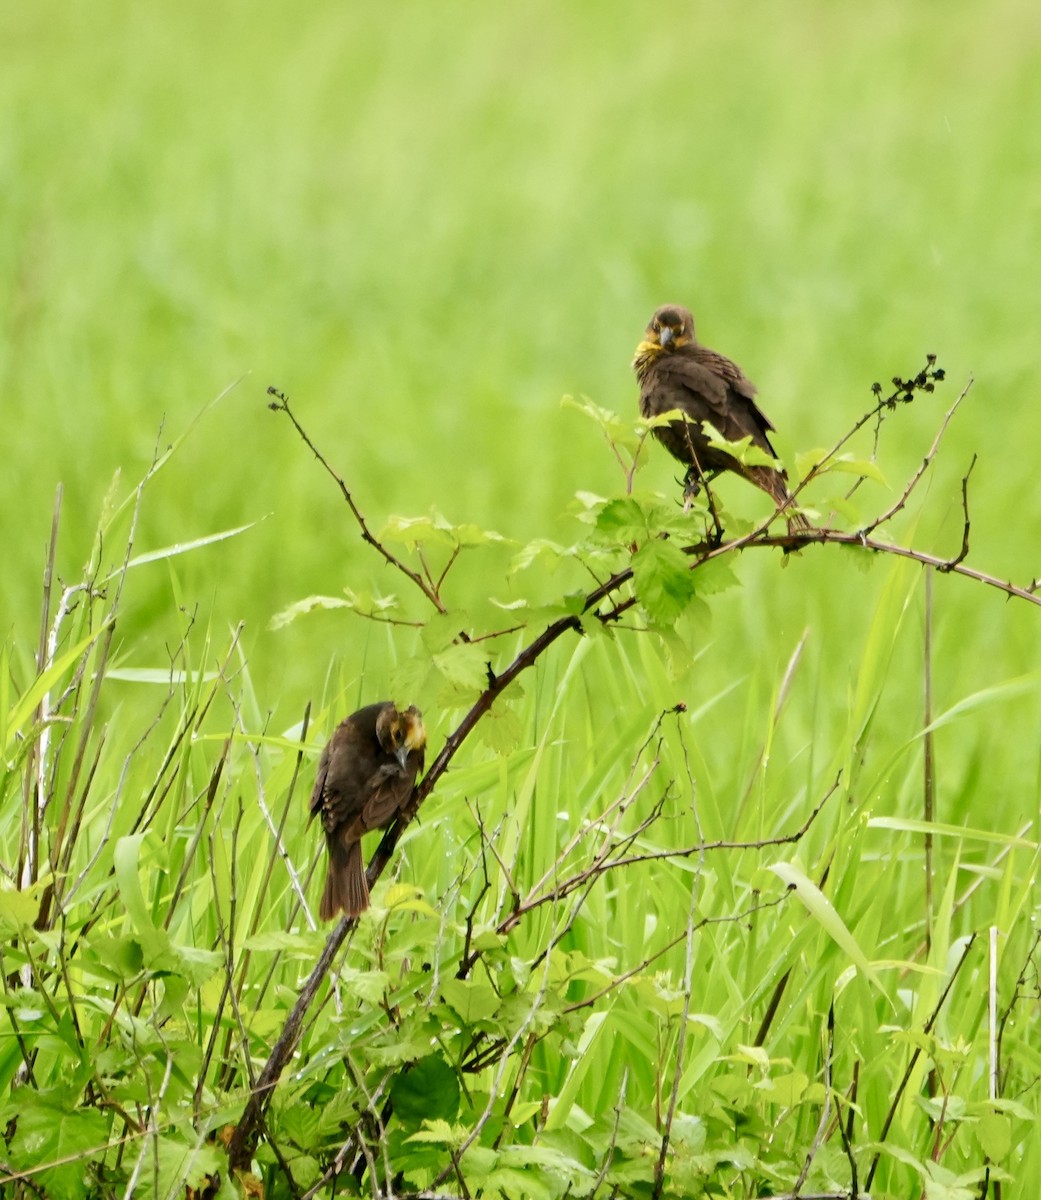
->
[632,304,809,529]
[309,701,427,920]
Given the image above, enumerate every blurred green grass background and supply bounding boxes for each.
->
[4,4,1041,1188]
[3,0,1040,739]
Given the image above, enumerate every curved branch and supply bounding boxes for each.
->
[267,387,447,613]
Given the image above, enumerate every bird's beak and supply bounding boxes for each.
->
[395,746,409,770]
[659,326,674,348]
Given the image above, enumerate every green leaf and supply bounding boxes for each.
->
[868,817,1035,849]
[561,394,641,454]
[440,978,501,1024]
[335,966,391,1004]
[769,861,890,1001]
[0,888,40,932]
[755,1070,809,1106]
[691,557,740,596]
[381,511,458,548]
[421,611,466,652]
[113,834,154,934]
[381,509,508,549]
[269,587,400,630]
[406,1118,467,1147]
[477,701,525,755]
[976,1111,1012,1160]
[702,421,780,468]
[86,933,146,981]
[432,641,489,691]
[795,448,888,486]
[8,1096,108,1200]
[102,667,218,684]
[391,1054,461,1126]
[631,539,698,625]
[132,1136,222,1198]
[268,593,354,630]
[510,538,576,574]
[595,496,650,542]
[105,520,261,581]
[5,626,110,753]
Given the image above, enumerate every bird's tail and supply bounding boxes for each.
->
[320,835,369,921]
[748,466,813,533]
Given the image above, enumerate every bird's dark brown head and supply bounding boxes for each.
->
[645,304,696,350]
[632,304,697,376]
[375,704,427,769]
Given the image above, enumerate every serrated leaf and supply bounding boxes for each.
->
[380,511,457,548]
[268,594,354,631]
[691,557,740,596]
[561,394,640,453]
[703,422,780,468]
[432,642,489,691]
[406,1119,467,1147]
[795,448,888,486]
[440,978,501,1024]
[756,1070,809,1106]
[381,509,507,549]
[0,888,40,932]
[823,454,888,485]
[450,522,511,547]
[640,406,696,432]
[477,702,525,755]
[421,611,466,652]
[335,966,391,1004]
[8,1100,108,1200]
[86,933,145,981]
[511,538,575,573]
[390,654,436,698]
[278,1103,322,1150]
[631,539,698,625]
[595,496,649,541]
[391,1055,461,1127]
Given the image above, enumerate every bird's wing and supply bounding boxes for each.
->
[360,764,414,829]
[309,742,332,819]
[662,355,778,452]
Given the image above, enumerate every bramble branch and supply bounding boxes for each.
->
[230,361,1034,1176]
[267,386,448,614]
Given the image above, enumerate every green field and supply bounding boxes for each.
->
[3,2,1040,1196]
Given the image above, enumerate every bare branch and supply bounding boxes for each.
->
[860,376,973,535]
[267,386,447,613]
[940,453,977,572]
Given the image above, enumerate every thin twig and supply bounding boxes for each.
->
[940,454,976,572]
[267,386,447,613]
[923,571,935,955]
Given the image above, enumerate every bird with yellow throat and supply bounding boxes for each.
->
[309,701,427,920]
[633,303,809,530]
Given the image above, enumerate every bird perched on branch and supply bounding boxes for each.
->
[310,701,427,920]
[633,303,809,530]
